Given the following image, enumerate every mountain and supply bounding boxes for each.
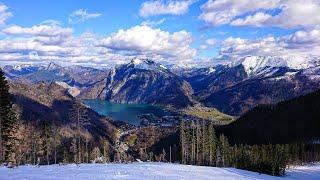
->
[184,55,320,115]
[3,64,42,78]
[4,56,320,114]
[9,81,117,142]
[81,58,195,108]
[219,88,320,144]
[3,62,109,97]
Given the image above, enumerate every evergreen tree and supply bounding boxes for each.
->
[207,121,217,166]
[40,121,52,165]
[196,120,201,165]
[180,120,186,164]
[190,121,196,165]
[69,100,88,163]
[0,68,18,163]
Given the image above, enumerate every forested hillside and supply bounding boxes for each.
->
[220,88,320,144]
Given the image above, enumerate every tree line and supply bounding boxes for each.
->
[180,120,320,176]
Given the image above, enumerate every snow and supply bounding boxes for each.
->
[0,162,319,180]
[285,56,320,70]
[130,58,167,71]
[240,56,286,76]
[207,67,216,74]
[238,56,320,76]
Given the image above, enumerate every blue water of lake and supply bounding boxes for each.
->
[84,100,167,126]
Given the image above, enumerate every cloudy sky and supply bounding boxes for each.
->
[0,0,319,67]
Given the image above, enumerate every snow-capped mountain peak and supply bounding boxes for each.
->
[238,55,320,76]
[129,58,167,71]
[46,62,62,71]
[285,56,320,70]
[239,56,286,76]
[207,67,216,74]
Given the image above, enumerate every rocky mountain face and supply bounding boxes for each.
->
[184,56,320,116]
[80,59,195,108]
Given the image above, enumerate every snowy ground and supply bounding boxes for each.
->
[0,162,319,180]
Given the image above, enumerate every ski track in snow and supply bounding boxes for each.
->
[0,162,319,180]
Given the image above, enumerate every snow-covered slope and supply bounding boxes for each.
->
[0,163,319,180]
[237,55,320,76]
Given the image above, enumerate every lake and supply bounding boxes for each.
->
[83,100,167,126]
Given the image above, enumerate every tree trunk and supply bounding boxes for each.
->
[86,140,88,163]
[169,146,172,163]
[77,108,81,164]
[0,117,2,162]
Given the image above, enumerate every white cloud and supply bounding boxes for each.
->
[0,4,12,25]
[199,0,279,26]
[200,45,207,50]
[98,25,196,63]
[68,9,101,24]
[205,38,216,45]
[2,24,73,37]
[199,0,320,28]
[140,0,195,17]
[219,26,320,59]
[141,18,166,27]
[230,12,272,27]
[2,24,74,46]
[0,23,196,66]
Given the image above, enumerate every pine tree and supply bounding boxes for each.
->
[41,121,52,165]
[196,120,201,165]
[207,121,217,166]
[70,137,77,163]
[0,68,18,163]
[69,100,88,163]
[190,121,196,165]
[180,120,186,164]
[162,148,166,162]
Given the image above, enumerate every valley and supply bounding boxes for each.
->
[1,56,320,178]
[1,1,320,179]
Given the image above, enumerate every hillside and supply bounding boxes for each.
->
[9,81,118,143]
[220,88,320,144]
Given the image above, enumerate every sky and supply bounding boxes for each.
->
[0,0,319,67]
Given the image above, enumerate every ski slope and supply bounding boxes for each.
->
[0,162,319,180]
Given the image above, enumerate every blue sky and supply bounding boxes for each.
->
[0,0,319,67]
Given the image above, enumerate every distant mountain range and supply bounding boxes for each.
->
[183,55,320,115]
[3,62,109,88]
[3,55,320,115]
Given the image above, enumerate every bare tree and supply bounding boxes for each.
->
[102,139,110,163]
[84,129,90,163]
